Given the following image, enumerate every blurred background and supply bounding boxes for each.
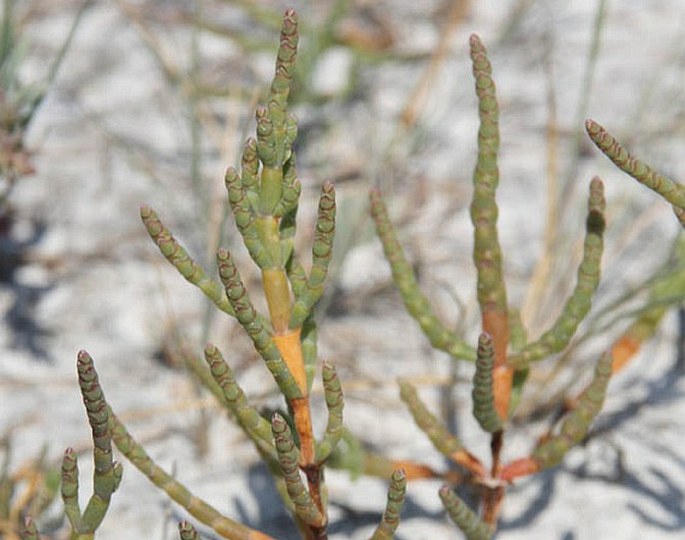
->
[1,1,684,538]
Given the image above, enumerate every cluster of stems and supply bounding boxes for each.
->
[371,32,683,539]
[19,8,685,540]
[22,351,123,540]
[24,10,406,540]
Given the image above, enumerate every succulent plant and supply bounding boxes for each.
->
[19,8,684,540]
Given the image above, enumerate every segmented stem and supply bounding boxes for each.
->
[140,206,235,317]
[291,181,336,329]
[399,381,485,478]
[75,350,122,535]
[533,352,612,468]
[109,407,273,540]
[369,469,407,540]
[472,334,503,433]
[216,249,301,399]
[370,189,476,361]
[301,315,318,393]
[439,487,494,540]
[509,178,605,368]
[585,119,685,210]
[60,448,80,528]
[204,344,277,462]
[225,166,271,269]
[315,363,344,464]
[271,414,325,528]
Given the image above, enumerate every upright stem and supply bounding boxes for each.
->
[263,263,325,529]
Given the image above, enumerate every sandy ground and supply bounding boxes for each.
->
[1,1,684,539]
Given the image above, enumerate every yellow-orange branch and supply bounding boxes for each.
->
[483,311,512,420]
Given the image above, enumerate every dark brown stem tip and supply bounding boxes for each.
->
[255,105,268,119]
[478,332,493,344]
[284,8,297,21]
[391,468,406,482]
[469,33,482,48]
[322,179,335,193]
[585,118,601,135]
[77,349,93,367]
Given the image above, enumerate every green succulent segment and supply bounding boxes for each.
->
[240,137,260,195]
[140,206,235,317]
[585,119,685,212]
[257,8,298,175]
[369,189,476,361]
[66,350,123,539]
[290,181,336,329]
[439,487,494,540]
[224,166,272,269]
[507,310,529,415]
[533,352,612,468]
[21,517,41,540]
[468,33,508,324]
[178,521,203,540]
[509,178,606,369]
[507,309,527,352]
[60,448,81,528]
[301,316,318,392]
[271,414,325,527]
[109,407,266,540]
[315,363,344,464]
[472,334,503,433]
[204,344,277,462]
[181,349,232,412]
[216,248,301,399]
[369,469,407,540]
[399,381,464,458]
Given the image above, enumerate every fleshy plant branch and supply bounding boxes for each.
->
[369,469,407,540]
[368,189,477,362]
[508,177,606,369]
[65,351,123,540]
[468,34,512,423]
[585,119,685,227]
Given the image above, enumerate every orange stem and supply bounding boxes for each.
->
[483,311,512,419]
[450,449,486,479]
[262,268,291,333]
[499,457,541,482]
[611,334,641,374]
[273,329,308,395]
